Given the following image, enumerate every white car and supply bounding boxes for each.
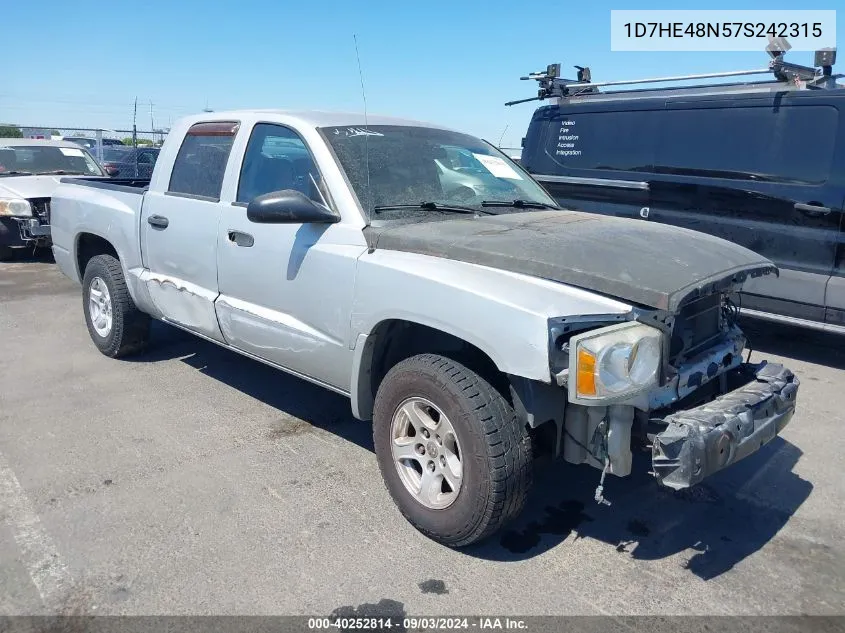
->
[0,138,106,260]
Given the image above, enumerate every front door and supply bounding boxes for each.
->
[215,122,366,392]
[140,121,239,342]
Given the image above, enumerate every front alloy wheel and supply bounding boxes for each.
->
[391,397,463,509]
[373,354,532,547]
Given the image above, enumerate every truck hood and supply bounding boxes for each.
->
[0,175,69,199]
[364,210,776,312]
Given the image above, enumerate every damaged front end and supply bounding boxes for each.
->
[651,361,798,489]
[549,272,800,496]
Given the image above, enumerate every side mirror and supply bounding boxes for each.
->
[246,189,339,224]
[104,165,120,177]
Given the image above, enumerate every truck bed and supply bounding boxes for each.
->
[51,177,150,286]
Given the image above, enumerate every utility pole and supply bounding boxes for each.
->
[133,97,139,177]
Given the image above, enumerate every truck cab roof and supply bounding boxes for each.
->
[176,109,456,133]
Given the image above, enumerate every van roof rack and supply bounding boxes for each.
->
[506,38,841,106]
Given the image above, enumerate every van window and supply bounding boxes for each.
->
[540,110,658,173]
[656,105,837,184]
[168,121,238,199]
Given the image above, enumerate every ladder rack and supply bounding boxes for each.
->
[506,41,840,106]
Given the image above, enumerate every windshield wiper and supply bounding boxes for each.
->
[480,199,559,210]
[0,170,34,176]
[372,201,495,215]
[39,170,86,175]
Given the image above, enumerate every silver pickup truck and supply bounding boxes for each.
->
[51,110,800,547]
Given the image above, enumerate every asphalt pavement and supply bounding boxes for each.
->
[1,256,843,616]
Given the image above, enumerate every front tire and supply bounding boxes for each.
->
[373,354,532,547]
[82,254,150,358]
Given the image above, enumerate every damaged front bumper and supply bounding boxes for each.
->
[17,217,51,241]
[651,361,799,489]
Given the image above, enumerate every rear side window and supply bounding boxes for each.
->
[656,105,837,184]
[168,121,238,199]
[538,110,658,173]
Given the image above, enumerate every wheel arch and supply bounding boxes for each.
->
[75,231,120,280]
[351,318,516,421]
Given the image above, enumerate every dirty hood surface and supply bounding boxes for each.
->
[364,210,776,311]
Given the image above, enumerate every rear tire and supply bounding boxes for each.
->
[373,354,532,547]
[82,254,150,358]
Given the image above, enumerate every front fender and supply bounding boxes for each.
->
[350,249,632,399]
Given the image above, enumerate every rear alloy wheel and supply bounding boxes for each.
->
[88,276,113,338]
[373,354,532,547]
[82,254,151,358]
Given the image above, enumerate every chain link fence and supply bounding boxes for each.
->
[0,125,169,178]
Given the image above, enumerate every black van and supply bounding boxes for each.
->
[518,59,845,333]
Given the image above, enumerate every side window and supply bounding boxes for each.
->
[236,123,325,204]
[656,105,838,184]
[541,110,658,173]
[168,121,238,199]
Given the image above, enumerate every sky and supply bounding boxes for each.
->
[1,0,842,148]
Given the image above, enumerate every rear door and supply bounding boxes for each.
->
[139,121,239,342]
[646,99,841,322]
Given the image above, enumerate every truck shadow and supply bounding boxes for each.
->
[139,321,811,580]
[136,321,375,452]
[466,438,811,579]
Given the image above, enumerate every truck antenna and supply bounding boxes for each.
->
[497,124,509,147]
[353,34,371,214]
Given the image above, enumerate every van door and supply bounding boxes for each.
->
[824,194,845,328]
[139,121,239,342]
[523,106,657,220]
[646,100,841,322]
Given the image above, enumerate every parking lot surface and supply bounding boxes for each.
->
[1,257,844,616]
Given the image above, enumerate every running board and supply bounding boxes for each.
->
[740,308,845,335]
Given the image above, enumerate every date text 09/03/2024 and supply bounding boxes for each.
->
[307,617,528,630]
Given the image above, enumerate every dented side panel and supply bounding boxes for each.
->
[138,189,226,342]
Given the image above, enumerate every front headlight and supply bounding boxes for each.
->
[568,322,663,404]
[0,198,32,217]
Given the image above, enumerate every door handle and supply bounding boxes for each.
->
[147,215,169,229]
[794,202,831,216]
[227,230,254,247]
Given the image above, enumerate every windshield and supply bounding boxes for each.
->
[320,125,557,220]
[0,145,104,176]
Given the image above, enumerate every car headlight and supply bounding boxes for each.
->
[0,198,32,217]
[568,322,663,404]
